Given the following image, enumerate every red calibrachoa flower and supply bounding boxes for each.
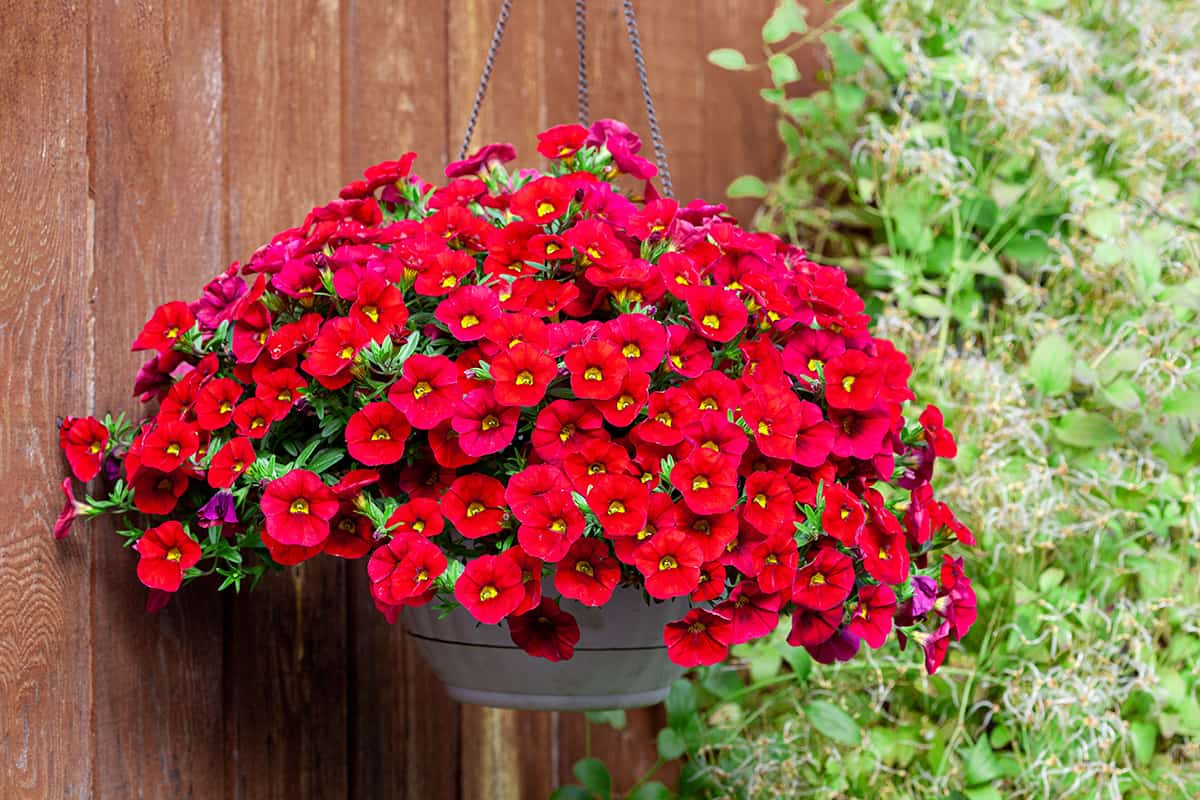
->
[555,538,620,607]
[134,521,201,592]
[260,470,339,547]
[132,301,194,353]
[389,354,459,430]
[491,344,557,407]
[440,473,506,538]
[634,528,703,599]
[56,121,976,676]
[509,598,581,662]
[346,401,411,465]
[59,416,109,481]
[451,388,519,457]
[455,554,524,624]
[663,609,732,667]
[207,437,256,489]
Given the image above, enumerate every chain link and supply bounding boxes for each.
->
[621,0,673,197]
[575,0,589,126]
[457,0,514,161]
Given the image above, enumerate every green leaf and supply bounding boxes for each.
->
[1083,206,1121,238]
[1130,720,1157,765]
[822,32,865,74]
[1099,378,1141,411]
[1025,334,1074,396]
[657,727,687,760]
[727,175,768,198]
[549,787,594,800]
[867,34,907,79]
[665,679,697,727]
[832,84,866,114]
[707,48,747,70]
[908,295,950,319]
[628,782,672,800]
[768,53,801,85]
[1052,410,1120,449]
[584,709,627,730]
[1037,567,1065,593]
[1163,390,1200,419]
[572,757,611,799]
[804,701,860,745]
[762,0,807,43]
[960,736,1003,786]
[777,119,802,155]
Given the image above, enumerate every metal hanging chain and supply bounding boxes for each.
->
[621,0,673,197]
[458,0,514,161]
[575,0,589,126]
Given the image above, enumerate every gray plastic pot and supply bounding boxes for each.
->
[403,584,688,711]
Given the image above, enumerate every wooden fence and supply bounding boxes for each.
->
[0,1,829,797]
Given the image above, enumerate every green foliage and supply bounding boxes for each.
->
[576,0,1200,797]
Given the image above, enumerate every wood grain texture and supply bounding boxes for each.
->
[0,2,92,798]
[87,2,228,796]
[223,1,348,798]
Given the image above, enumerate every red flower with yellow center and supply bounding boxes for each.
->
[389,354,459,430]
[142,419,200,473]
[302,316,370,390]
[685,285,748,343]
[563,340,627,401]
[585,473,650,538]
[232,398,274,439]
[491,343,557,407]
[600,313,668,373]
[510,176,572,224]
[791,547,855,611]
[434,285,501,342]
[345,401,411,465]
[846,584,897,649]
[531,400,604,461]
[516,494,585,562]
[58,416,109,482]
[821,483,866,547]
[508,597,581,662]
[823,350,883,411]
[132,301,195,354]
[455,554,525,624]
[260,469,339,547]
[634,529,704,599]
[440,473,506,538]
[254,368,307,422]
[134,521,202,592]
[750,530,800,594]
[672,448,738,516]
[386,498,445,539]
[554,538,620,607]
[451,388,519,457]
[194,378,244,431]
[715,579,784,645]
[206,437,255,489]
[663,609,731,667]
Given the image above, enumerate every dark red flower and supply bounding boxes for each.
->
[131,468,189,515]
[509,597,580,661]
[554,538,620,607]
[715,579,784,644]
[440,473,506,538]
[207,437,255,489]
[451,388,519,457]
[59,416,109,481]
[132,301,195,353]
[663,609,732,667]
[54,477,92,540]
[791,547,855,611]
[491,344,557,407]
[427,422,479,469]
[847,584,896,648]
[455,554,525,624]
[435,286,502,342]
[828,407,891,460]
[324,507,373,559]
[586,473,650,538]
[134,521,202,592]
[346,401,411,465]
[260,469,339,547]
[672,448,738,516]
[860,521,910,585]
[787,605,843,648]
[389,354,459,430]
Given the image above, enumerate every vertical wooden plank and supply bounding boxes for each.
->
[0,2,91,798]
[341,2,461,798]
[223,1,348,798]
[87,2,228,796]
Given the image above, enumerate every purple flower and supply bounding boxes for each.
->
[585,119,657,180]
[806,627,861,664]
[197,491,238,528]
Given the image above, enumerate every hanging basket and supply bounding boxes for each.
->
[405,583,686,710]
